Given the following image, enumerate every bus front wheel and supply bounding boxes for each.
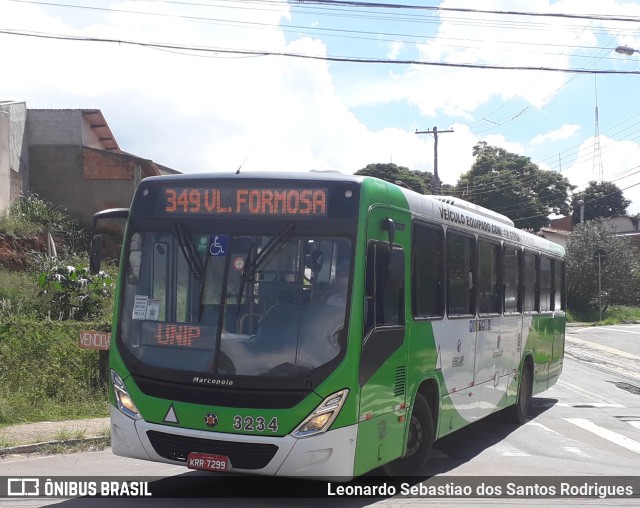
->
[383,393,434,477]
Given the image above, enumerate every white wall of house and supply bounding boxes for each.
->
[0,101,28,213]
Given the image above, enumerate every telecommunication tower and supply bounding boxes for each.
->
[593,76,604,181]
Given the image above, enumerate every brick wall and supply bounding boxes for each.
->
[83,148,133,180]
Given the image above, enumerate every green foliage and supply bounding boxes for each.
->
[0,194,87,252]
[413,170,437,194]
[571,181,631,223]
[455,142,574,231]
[0,270,42,319]
[599,305,640,324]
[0,319,110,424]
[38,264,114,321]
[568,305,640,324]
[355,163,426,194]
[0,213,41,238]
[565,218,640,317]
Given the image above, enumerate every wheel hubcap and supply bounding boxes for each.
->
[406,414,423,456]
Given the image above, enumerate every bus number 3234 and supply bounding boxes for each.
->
[233,416,279,433]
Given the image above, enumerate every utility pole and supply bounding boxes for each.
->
[415,126,454,193]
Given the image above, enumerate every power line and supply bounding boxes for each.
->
[2,28,640,74]
[296,1,640,24]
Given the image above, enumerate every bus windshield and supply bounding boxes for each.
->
[120,225,352,379]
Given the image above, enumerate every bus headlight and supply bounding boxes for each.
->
[111,369,141,419]
[292,389,349,438]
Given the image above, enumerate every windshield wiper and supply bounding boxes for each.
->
[238,224,294,301]
[173,222,204,280]
[236,242,254,310]
[198,253,212,321]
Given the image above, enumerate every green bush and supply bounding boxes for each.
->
[38,264,114,321]
[0,318,111,424]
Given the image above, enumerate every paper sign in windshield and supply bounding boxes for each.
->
[133,295,148,320]
[146,299,160,320]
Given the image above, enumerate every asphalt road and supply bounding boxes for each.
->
[1,324,639,507]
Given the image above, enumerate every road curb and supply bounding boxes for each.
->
[0,436,110,456]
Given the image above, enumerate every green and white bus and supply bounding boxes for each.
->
[91,171,565,479]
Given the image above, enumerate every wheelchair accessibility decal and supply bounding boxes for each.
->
[209,235,229,256]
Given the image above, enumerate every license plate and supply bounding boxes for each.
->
[187,452,231,472]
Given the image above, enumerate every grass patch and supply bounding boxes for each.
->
[54,428,87,441]
[601,305,640,324]
[0,318,111,425]
[0,270,43,320]
[0,436,15,449]
[40,437,111,455]
[567,305,640,325]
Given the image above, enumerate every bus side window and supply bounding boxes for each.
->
[539,256,552,312]
[413,223,444,318]
[478,239,501,315]
[447,231,475,316]
[522,251,537,312]
[553,260,565,310]
[503,245,520,314]
[364,242,405,338]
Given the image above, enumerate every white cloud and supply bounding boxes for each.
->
[562,136,640,214]
[387,41,404,59]
[531,124,581,145]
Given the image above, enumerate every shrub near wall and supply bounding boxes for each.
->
[0,318,111,424]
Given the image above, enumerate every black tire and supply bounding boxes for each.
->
[383,393,434,477]
[509,362,532,425]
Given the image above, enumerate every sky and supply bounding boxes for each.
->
[2,0,640,217]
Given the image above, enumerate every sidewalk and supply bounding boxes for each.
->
[565,323,640,381]
[0,417,110,456]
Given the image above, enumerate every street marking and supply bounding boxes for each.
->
[563,446,590,458]
[557,402,624,408]
[628,421,640,431]
[557,380,624,407]
[564,418,640,454]
[592,326,640,335]
[528,422,561,435]
[566,334,640,361]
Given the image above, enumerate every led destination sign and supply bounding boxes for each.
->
[163,187,328,216]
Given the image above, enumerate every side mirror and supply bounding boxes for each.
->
[89,235,103,275]
[381,217,396,246]
[89,208,129,274]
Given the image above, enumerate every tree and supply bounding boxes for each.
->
[413,171,436,194]
[565,218,640,319]
[455,142,574,231]
[355,163,425,194]
[571,181,630,223]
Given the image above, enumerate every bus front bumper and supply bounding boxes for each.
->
[110,407,357,480]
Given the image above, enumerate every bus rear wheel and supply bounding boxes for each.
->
[383,393,434,477]
[509,362,532,425]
